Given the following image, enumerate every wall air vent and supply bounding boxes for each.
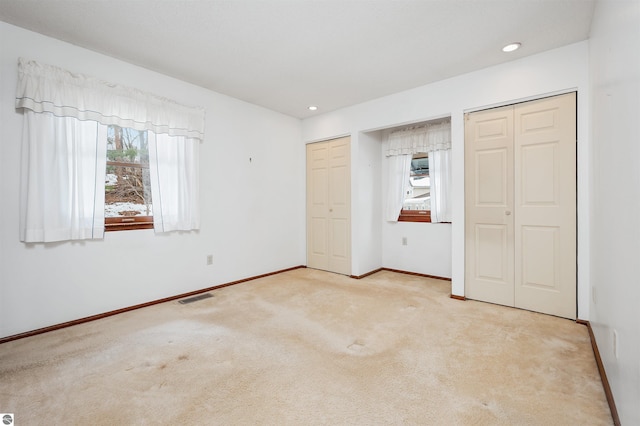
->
[178,293,213,304]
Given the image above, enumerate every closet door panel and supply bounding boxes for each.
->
[465,92,576,319]
[521,225,560,289]
[327,137,351,275]
[521,142,559,205]
[465,105,514,307]
[307,143,330,270]
[476,149,509,206]
[306,137,351,276]
[474,224,509,282]
[514,93,576,319]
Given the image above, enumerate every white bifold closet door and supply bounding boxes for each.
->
[465,93,576,319]
[306,137,351,275]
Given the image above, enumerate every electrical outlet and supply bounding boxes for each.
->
[206,254,213,265]
[402,237,407,246]
[613,329,618,359]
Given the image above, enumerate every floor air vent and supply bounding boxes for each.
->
[178,293,213,304]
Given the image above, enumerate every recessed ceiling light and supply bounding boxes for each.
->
[502,42,521,53]
[308,105,318,111]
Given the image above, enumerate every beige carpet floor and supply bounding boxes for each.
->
[0,268,612,425]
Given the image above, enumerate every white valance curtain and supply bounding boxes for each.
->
[385,121,451,157]
[385,121,452,223]
[16,58,205,140]
[16,58,205,242]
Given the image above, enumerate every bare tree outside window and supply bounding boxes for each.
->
[105,125,153,230]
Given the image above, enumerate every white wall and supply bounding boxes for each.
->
[589,1,640,423]
[376,127,452,278]
[0,22,305,339]
[302,42,591,316]
[354,131,383,275]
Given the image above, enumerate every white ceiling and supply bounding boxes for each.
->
[0,0,595,118]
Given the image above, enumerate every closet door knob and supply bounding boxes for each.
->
[505,211,512,216]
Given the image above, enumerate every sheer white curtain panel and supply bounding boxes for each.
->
[149,133,200,232]
[385,154,412,222]
[429,149,452,222]
[20,111,107,242]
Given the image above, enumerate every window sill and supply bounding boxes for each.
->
[105,216,154,232]
[398,209,431,223]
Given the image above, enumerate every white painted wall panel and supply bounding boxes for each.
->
[0,22,305,338]
[353,132,382,276]
[589,0,640,423]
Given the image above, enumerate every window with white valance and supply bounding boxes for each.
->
[385,121,451,156]
[384,120,452,223]
[15,58,206,242]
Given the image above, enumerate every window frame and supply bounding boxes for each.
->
[398,209,431,223]
[105,215,154,231]
[399,153,431,223]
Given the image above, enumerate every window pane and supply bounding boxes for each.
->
[105,165,153,217]
[105,126,153,219]
[403,153,430,211]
